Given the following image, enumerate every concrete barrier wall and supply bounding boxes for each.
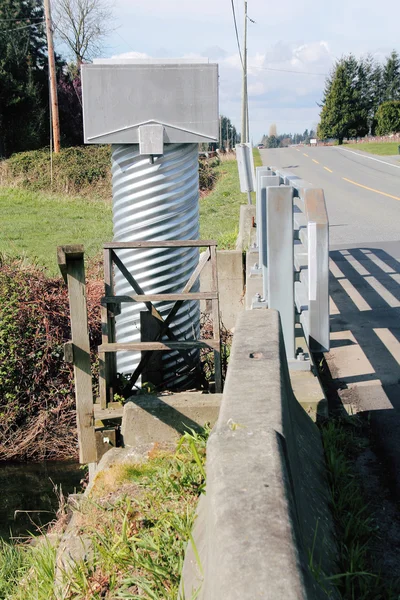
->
[181,310,338,599]
[200,249,244,330]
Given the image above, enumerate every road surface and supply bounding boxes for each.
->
[261,146,400,494]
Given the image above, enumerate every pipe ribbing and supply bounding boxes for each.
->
[111,143,200,387]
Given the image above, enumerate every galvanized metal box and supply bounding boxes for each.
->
[81,60,219,144]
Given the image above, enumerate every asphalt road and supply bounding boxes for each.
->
[261,146,400,496]
[260,146,400,248]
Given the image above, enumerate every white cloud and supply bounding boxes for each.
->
[111,41,333,140]
[108,0,400,140]
[111,51,150,59]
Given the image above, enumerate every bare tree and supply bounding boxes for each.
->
[53,0,114,65]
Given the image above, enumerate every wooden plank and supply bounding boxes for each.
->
[210,245,222,393]
[99,249,116,408]
[104,240,217,249]
[121,248,212,394]
[105,248,117,404]
[101,292,218,303]
[57,245,84,283]
[141,312,163,387]
[65,254,96,464]
[99,340,220,352]
[111,251,165,322]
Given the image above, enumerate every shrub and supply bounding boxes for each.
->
[375,101,400,135]
[0,146,220,199]
[0,146,112,199]
[0,258,102,460]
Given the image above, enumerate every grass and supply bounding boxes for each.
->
[346,141,400,156]
[319,417,400,599]
[199,148,261,248]
[0,428,208,599]
[0,148,261,273]
[0,537,56,600]
[0,187,112,276]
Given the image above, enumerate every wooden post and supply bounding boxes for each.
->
[140,312,163,387]
[58,245,96,464]
[44,0,61,153]
[99,248,117,408]
[210,245,223,392]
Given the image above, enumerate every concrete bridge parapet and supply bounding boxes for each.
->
[181,309,339,599]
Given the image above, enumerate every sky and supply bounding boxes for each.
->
[87,0,400,143]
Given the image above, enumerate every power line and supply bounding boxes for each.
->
[230,0,243,70]
[0,20,44,33]
[0,17,44,22]
[248,64,328,76]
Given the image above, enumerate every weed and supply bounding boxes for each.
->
[0,537,56,600]
[319,418,400,599]
[58,429,209,599]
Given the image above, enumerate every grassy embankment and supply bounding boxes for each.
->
[0,429,208,600]
[200,149,262,247]
[346,141,400,156]
[0,147,262,274]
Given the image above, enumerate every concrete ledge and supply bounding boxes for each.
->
[181,310,338,599]
[121,392,222,447]
[200,250,244,330]
[236,204,256,251]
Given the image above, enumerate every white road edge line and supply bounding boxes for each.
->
[339,147,400,170]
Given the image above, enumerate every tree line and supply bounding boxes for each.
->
[0,0,112,158]
[318,51,400,144]
[260,126,316,148]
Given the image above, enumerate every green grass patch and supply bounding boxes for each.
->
[199,149,261,248]
[0,147,247,272]
[0,537,56,600]
[0,428,208,599]
[346,141,400,156]
[0,188,112,276]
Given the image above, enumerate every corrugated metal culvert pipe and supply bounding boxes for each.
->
[111,142,200,388]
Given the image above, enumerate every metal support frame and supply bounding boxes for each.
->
[98,240,223,404]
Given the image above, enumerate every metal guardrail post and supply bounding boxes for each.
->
[266,186,296,361]
[303,188,330,352]
[255,166,270,250]
[257,173,280,273]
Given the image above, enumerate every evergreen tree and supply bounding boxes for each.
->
[318,55,368,143]
[369,61,384,134]
[0,0,49,156]
[382,50,400,102]
[375,100,400,134]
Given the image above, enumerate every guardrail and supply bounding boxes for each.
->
[252,167,330,362]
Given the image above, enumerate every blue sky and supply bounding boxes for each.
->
[79,0,400,142]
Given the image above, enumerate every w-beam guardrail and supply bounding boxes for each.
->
[253,167,330,363]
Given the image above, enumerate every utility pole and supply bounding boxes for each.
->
[44,0,61,153]
[241,0,248,144]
